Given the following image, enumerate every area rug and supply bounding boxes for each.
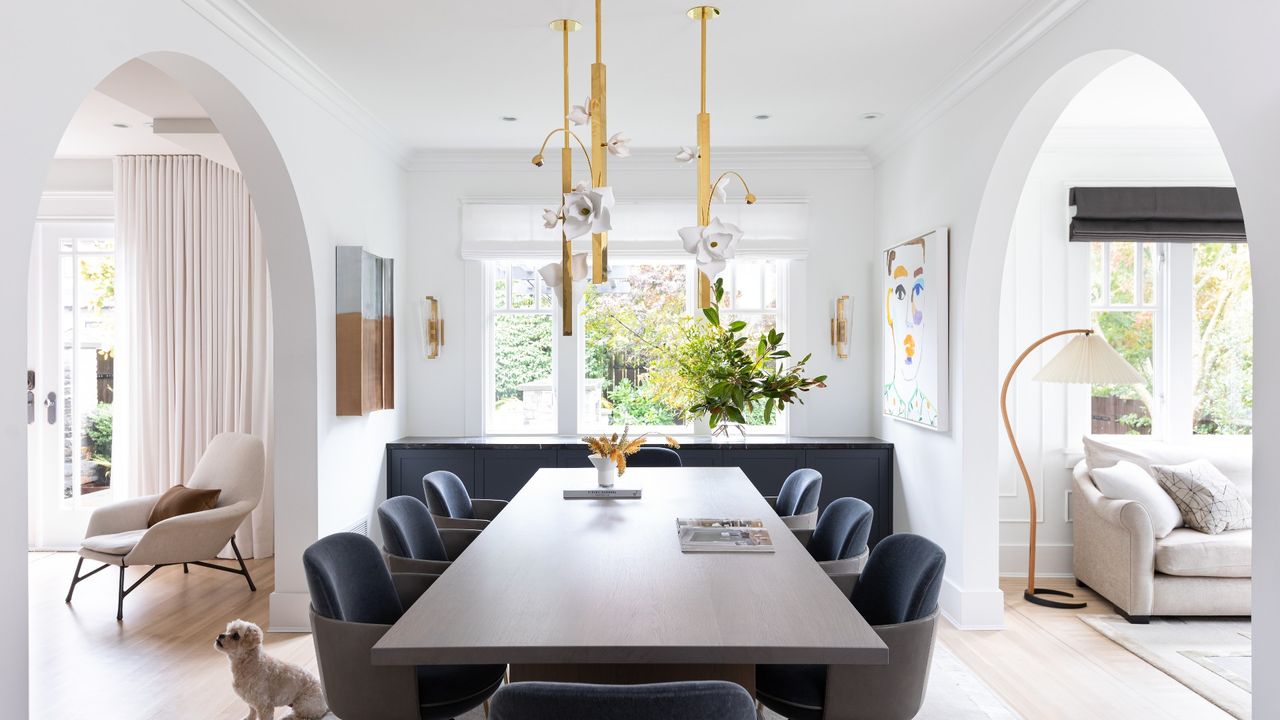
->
[1080,614,1251,719]
[452,642,1020,720]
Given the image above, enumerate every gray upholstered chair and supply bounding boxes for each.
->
[625,446,682,467]
[377,495,480,574]
[757,533,946,720]
[793,497,874,582]
[489,681,757,720]
[423,470,507,530]
[765,468,823,530]
[303,532,506,720]
[66,432,264,620]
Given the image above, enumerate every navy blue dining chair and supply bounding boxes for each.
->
[796,497,874,580]
[422,469,507,530]
[757,533,946,720]
[766,468,823,530]
[303,532,506,720]
[625,446,683,467]
[489,680,757,720]
[377,495,480,575]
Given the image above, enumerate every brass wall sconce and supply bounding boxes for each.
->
[423,296,443,359]
[831,295,849,359]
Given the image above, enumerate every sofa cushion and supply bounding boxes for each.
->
[82,529,147,556]
[1154,528,1251,577]
[147,484,222,527]
[1151,460,1252,534]
[1090,461,1183,538]
[1083,435,1252,501]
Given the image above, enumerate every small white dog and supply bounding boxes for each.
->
[215,619,328,720]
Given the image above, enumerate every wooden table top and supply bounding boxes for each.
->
[372,467,887,666]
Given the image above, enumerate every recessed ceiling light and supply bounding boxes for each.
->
[860,112,884,121]
[501,116,518,122]
[112,122,130,129]
[754,114,771,120]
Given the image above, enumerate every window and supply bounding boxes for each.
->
[485,257,787,434]
[1086,241,1251,436]
[487,261,556,433]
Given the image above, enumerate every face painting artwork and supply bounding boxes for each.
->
[883,229,948,429]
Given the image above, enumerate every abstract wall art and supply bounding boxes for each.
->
[882,228,949,430]
[336,246,394,416]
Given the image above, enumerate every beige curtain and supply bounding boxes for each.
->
[114,155,274,558]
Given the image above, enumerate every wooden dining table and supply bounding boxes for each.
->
[372,466,887,694]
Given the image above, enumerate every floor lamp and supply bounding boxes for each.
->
[1000,328,1144,609]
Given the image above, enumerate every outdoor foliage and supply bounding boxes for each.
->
[83,402,113,477]
[494,314,553,400]
[605,378,679,426]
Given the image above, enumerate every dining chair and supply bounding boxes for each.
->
[756,533,946,720]
[377,496,481,574]
[422,470,507,530]
[303,532,506,720]
[489,680,757,720]
[624,446,683,467]
[793,497,874,582]
[765,468,823,530]
[66,432,264,621]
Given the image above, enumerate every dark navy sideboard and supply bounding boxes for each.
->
[386,436,895,546]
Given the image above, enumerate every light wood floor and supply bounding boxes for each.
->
[29,553,1231,719]
[941,577,1232,720]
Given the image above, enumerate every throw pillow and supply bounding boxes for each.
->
[1090,461,1184,538]
[147,484,222,527]
[1150,459,1252,535]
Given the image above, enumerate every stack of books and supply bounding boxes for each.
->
[563,487,642,499]
[676,518,775,553]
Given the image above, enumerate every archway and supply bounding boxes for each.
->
[0,51,317,716]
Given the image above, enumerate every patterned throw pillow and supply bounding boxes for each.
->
[1150,459,1252,535]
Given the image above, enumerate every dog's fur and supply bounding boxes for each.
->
[215,619,328,720]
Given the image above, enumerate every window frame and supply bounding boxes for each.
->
[482,259,559,435]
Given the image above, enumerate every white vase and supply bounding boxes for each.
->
[587,454,617,488]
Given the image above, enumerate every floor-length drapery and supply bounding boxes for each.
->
[114,155,273,558]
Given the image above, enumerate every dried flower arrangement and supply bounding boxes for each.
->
[581,426,680,476]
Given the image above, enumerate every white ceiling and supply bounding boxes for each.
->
[243,0,1037,150]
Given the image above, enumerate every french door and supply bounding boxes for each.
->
[27,222,118,549]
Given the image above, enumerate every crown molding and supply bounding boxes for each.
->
[406,147,872,173]
[183,0,410,166]
[867,0,1090,165]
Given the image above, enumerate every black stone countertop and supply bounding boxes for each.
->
[388,435,893,450]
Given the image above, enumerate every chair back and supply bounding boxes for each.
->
[490,681,757,720]
[851,533,945,626]
[377,496,448,562]
[626,447,683,467]
[187,432,264,509]
[303,532,402,625]
[776,468,822,517]
[423,470,475,520]
[808,497,874,563]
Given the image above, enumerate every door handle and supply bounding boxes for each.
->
[44,392,56,425]
[27,391,35,425]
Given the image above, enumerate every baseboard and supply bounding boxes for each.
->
[999,542,1073,577]
[939,577,1005,630]
[268,591,312,633]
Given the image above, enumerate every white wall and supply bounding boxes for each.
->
[404,150,877,440]
[0,2,409,713]
[872,1,1280,713]
[997,128,1234,576]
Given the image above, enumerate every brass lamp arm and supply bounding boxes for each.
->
[532,129,594,177]
[704,170,757,218]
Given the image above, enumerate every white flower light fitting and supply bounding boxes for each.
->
[678,217,742,279]
[561,186,615,240]
[607,132,631,158]
[568,97,591,126]
[538,252,590,309]
[674,146,697,163]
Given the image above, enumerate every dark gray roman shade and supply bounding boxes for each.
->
[1069,186,1245,243]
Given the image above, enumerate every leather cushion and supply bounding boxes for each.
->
[417,664,506,709]
[756,664,825,720]
[146,484,221,527]
[81,529,147,555]
[1155,528,1252,577]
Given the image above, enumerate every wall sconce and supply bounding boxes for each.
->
[423,296,443,359]
[831,295,849,359]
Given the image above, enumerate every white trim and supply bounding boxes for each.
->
[267,590,312,633]
[868,0,1090,164]
[182,0,409,165]
[938,577,1005,630]
[408,147,872,173]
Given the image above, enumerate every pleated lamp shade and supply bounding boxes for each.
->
[1031,332,1144,385]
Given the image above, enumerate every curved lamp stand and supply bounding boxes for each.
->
[1000,328,1089,610]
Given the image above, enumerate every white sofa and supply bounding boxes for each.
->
[1071,435,1251,623]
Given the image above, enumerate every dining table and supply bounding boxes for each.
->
[371,466,887,694]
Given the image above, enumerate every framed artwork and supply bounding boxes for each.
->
[336,246,394,416]
[882,227,949,430]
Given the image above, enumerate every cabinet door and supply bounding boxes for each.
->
[388,449,476,503]
[476,449,558,500]
[805,449,893,546]
[723,449,806,496]
[557,448,594,468]
[675,449,721,467]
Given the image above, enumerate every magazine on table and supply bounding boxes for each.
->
[676,518,774,553]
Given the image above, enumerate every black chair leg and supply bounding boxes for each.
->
[65,557,85,604]
[117,566,126,621]
[230,537,256,592]
[183,563,189,574]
